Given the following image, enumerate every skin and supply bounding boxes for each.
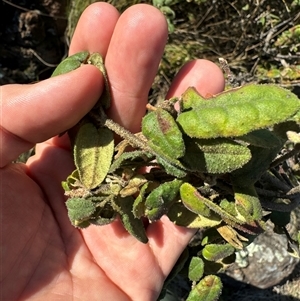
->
[0,3,224,301]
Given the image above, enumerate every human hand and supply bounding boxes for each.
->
[0,3,224,301]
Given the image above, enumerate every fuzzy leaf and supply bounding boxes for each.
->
[145,179,183,221]
[186,275,222,301]
[132,182,150,218]
[52,51,89,77]
[167,202,222,228]
[180,86,207,110]
[219,199,237,217]
[181,137,251,174]
[238,129,282,148]
[142,108,185,159]
[177,84,300,139]
[66,197,96,227]
[114,196,148,243]
[234,186,263,222]
[156,155,187,178]
[109,151,154,173]
[89,204,116,226]
[74,123,114,189]
[231,144,281,187]
[87,52,110,109]
[188,257,205,282]
[61,169,80,191]
[180,183,211,217]
[290,108,300,123]
[202,243,235,261]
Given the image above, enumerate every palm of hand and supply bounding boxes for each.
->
[1,3,224,301]
[3,158,189,301]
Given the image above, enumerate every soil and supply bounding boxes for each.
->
[0,0,68,84]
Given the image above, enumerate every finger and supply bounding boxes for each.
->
[148,216,196,275]
[167,59,225,98]
[27,138,78,237]
[25,3,121,190]
[38,2,120,153]
[1,3,119,167]
[24,3,119,166]
[0,66,103,167]
[24,3,121,217]
[69,2,120,56]
[105,4,168,133]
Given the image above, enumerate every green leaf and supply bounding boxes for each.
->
[188,257,205,282]
[66,197,96,227]
[167,202,222,228]
[180,183,211,217]
[87,52,110,109]
[142,108,185,159]
[231,144,281,187]
[109,150,154,173]
[234,185,263,221]
[186,275,222,301]
[74,123,114,189]
[202,243,235,261]
[89,204,117,226]
[141,108,188,177]
[145,179,183,221]
[219,199,237,217]
[156,155,187,178]
[238,129,282,148]
[181,137,251,174]
[61,169,80,191]
[132,182,150,218]
[51,51,89,77]
[177,84,300,139]
[179,86,207,110]
[114,196,148,243]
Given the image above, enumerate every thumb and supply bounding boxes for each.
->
[0,65,103,167]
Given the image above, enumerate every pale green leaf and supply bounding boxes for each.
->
[167,202,221,228]
[202,243,235,261]
[177,84,300,138]
[145,179,183,221]
[74,123,114,189]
